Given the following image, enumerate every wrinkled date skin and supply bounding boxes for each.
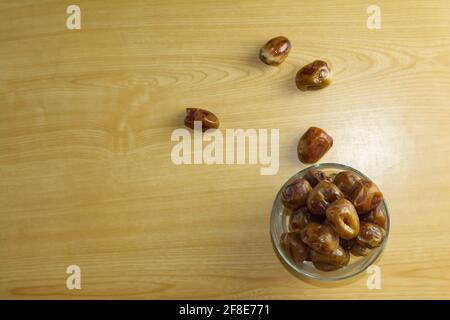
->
[259,36,291,66]
[339,238,352,251]
[311,245,350,271]
[341,239,371,256]
[350,242,371,256]
[357,222,386,248]
[281,178,312,210]
[351,180,383,214]
[290,207,323,231]
[296,60,332,91]
[280,232,310,265]
[289,207,311,232]
[184,108,220,132]
[307,180,344,217]
[304,169,328,187]
[361,205,387,229]
[300,222,339,255]
[297,127,333,164]
[326,198,360,240]
[333,171,360,198]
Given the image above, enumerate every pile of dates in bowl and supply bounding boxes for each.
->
[270,163,390,281]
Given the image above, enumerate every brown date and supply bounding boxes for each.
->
[311,245,350,271]
[300,222,339,255]
[290,207,325,232]
[295,60,332,91]
[259,36,291,66]
[289,207,311,232]
[350,242,371,256]
[361,205,387,229]
[339,238,352,251]
[341,238,371,256]
[304,169,328,187]
[326,198,360,240]
[333,171,360,198]
[184,108,220,132]
[350,180,383,214]
[357,222,386,248]
[280,232,310,265]
[281,178,312,210]
[307,180,344,217]
[297,127,333,164]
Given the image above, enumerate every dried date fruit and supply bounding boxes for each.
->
[297,127,333,164]
[304,169,328,187]
[184,108,220,132]
[295,60,332,91]
[290,207,325,232]
[259,36,291,66]
[333,171,360,198]
[341,238,371,256]
[289,207,311,232]
[307,180,344,217]
[361,205,386,229]
[300,222,339,255]
[350,180,383,214]
[326,198,360,240]
[350,242,371,256]
[280,232,310,265]
[281,178,312,210]
[339,238,353,251]
[311,245,350,271]
[356,222,386,248]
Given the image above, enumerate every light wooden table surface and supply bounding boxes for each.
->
[1,0,449,299]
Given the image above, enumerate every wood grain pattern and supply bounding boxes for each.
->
[1,0,450,299]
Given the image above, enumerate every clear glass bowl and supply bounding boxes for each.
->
[270,163,390,282]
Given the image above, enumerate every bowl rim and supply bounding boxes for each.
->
[270,162,390,282]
